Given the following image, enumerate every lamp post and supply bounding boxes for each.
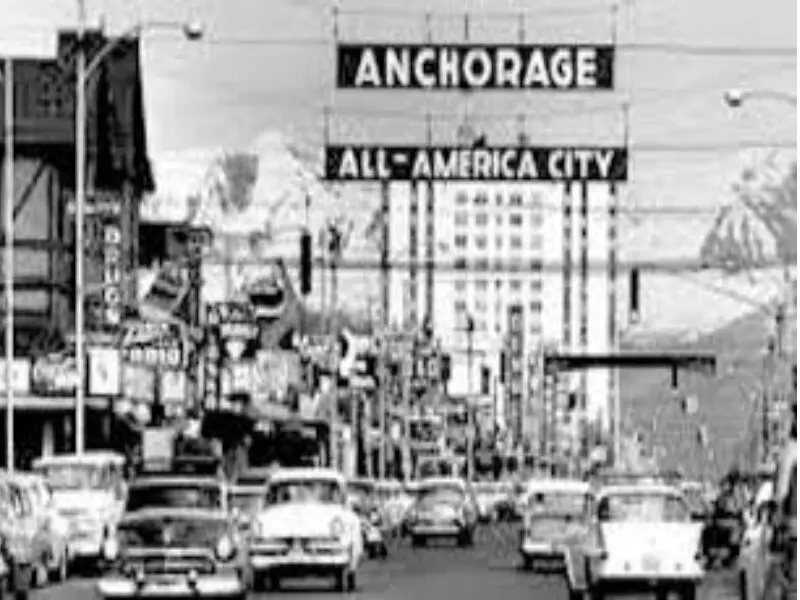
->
[2,58,14,471]
[73,0,203,454]
[723,88,798,108]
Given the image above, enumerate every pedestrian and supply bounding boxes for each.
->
[773,402,796,600]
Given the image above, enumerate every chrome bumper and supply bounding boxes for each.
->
[97,574,244,598]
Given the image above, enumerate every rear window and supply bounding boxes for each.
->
[598,493,689,522]
[528,492,590,516]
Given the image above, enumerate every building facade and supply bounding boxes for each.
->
[387,181,620,452]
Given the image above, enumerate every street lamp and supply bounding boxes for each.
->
[73,5,204,454]
[723,88,798,108]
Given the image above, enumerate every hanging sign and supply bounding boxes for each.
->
[336,44,615,90]
[120,320,184,368]
[324,145,627,182]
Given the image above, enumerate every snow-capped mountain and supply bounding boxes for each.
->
[142,130,796,339]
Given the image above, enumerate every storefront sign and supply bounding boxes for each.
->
[120,320,184,368]
[87,347,122,396]
[31,355,77,396]
[122,364,156,401]
[102,220,123,328]
[0,359,32,395]
[324,145,627,182]
[336,44,615,90]
[202,329,221,411]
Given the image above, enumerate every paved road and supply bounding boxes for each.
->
[32,525,742,600]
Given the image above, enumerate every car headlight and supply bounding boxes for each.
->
[215,535,236,561]
[329,517,345,540]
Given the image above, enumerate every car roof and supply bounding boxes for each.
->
[229,484,264,495]
[597,484,683,499]
[269,468,346,485]
[32,452,125,468]
[525,479,592,494]
[418,477,467,489]
[374,480,403,490]
[129,476,222,488]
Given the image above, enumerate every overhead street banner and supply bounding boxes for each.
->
[336,44,615,90]
[324,145,628,182]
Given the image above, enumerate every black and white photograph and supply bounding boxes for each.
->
[0,0,796,599]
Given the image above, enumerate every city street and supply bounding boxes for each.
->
[33,525,743,600]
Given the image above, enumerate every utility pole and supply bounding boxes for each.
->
[466,315,475,482]
[3,58,15,471]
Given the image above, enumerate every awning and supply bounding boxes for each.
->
[0,395,108,411]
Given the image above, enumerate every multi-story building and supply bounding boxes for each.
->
[387,181,620,452]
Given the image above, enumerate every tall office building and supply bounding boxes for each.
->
[386,181,619,448]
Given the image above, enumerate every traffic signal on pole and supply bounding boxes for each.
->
[300,231,312,295]
[629,267,640,323]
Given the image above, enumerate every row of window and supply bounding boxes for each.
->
[453,257,543,271]
[454,279,542,293]
[454,211,544,228]
[455,191,544,208]
[453,234,543,251]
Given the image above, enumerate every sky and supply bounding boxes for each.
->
[1,0,797,329]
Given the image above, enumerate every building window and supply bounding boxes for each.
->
[530,280,542,292]
[475,258,489,271]
[495,214,503,225]
[475,279,488,291]
[456,192,469,205]
[495,193,503,206]
[529,259,543,271]
[509,193,523,207]
[510,280,522,292]
[454,280,467,292]
[475,235,487,249]
[529,300,542,312]
[495,235,503,250]
[475,192,489,206]
[454,235,468,248]
[510,213,523,226]
[455,257,467,270]
[530,235,543,250]
[454,300,467,312]
[454,211,468,226]
[495,279,503,289]
[510,236,523,249]
[475,300,487,313]
[475,213,489,226]
[531,213,544,228]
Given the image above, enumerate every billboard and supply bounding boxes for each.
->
[324,146,627,182]
[337,44,614,90]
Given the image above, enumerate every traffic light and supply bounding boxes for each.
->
[629,267,640,323]
[300,231,313,295]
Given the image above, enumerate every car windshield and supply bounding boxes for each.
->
[229,491,263,514]
[418,487,464,506]
[266,479,344,505]
[126,483,223,512]
[40,464,107,491]
[118,516,228,549]
[528,491,590,516]
[599,492,690,522]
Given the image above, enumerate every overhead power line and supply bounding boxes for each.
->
[196,254,794,274]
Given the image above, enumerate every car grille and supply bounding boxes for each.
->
[253,536,342,556]
[123,549,216,575]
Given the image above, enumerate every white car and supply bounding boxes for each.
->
[249,468,363,592]
[587,484,704,600]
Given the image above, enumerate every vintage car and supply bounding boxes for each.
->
[228,485,266,537]
[125,475,227,514]
[9,473,71,586]
[586,484,705,600]
[518,478,594,590]
[32,452,126,569]
[97,507,249,599]
[0,475,37,598]
[249,468,363,592]
[406,478,478,547]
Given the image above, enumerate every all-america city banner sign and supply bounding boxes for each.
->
[324,146,627,182]
[336,44,615,90]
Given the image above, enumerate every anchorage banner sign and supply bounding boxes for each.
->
[325,145,627,182]
[337,44,615,90]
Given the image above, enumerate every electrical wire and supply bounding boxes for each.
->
[194,254,795,273]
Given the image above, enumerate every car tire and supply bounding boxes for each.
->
[48,549,67,584]
[521,556,534,571]
[334,567,354,592]
[411,535,426,548]
[737,569,748,600]
[679,582,698,600]
[458,530,474,547]
[267,572,281,592]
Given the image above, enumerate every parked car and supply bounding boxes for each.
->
[586,484,704,600]
[518,478,595,600]
[406,478,478,547]
[32,452,127,570]
[97,506,249,599]
[0,475,36,598]
[9,473,70,585]
[249,468,363,592]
